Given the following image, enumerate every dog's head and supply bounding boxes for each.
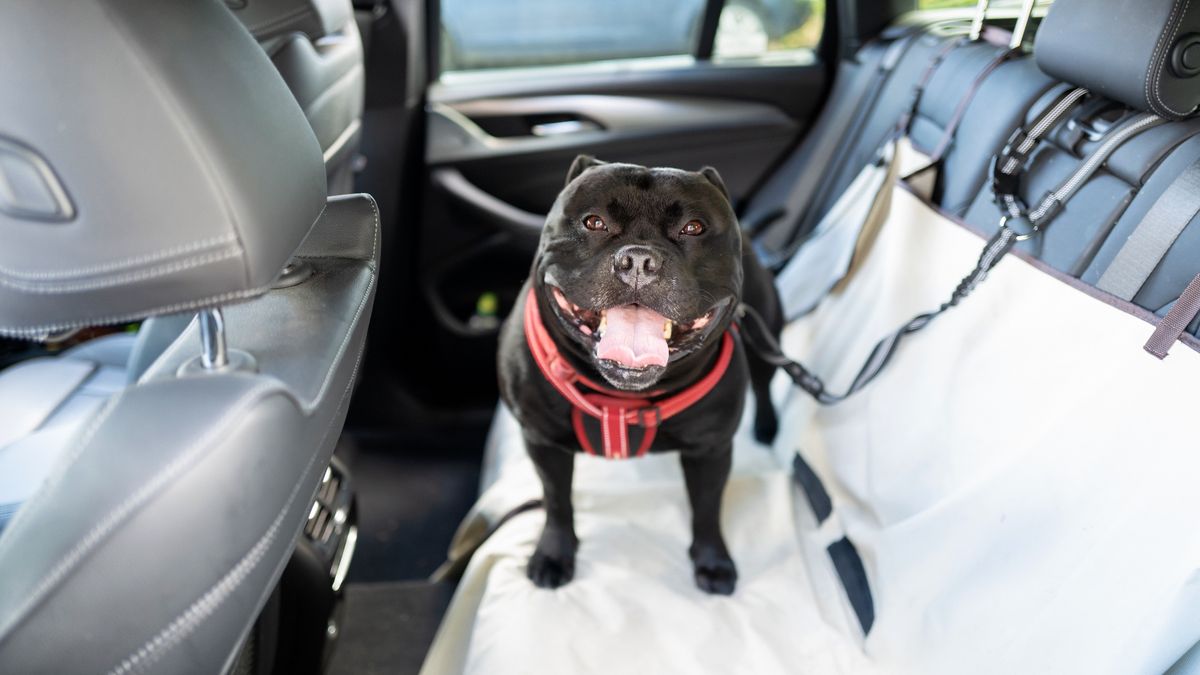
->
[533,155,743,391]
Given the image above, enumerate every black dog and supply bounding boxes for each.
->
[497,156,783,595]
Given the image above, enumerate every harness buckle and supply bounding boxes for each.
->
[641,406,662,428]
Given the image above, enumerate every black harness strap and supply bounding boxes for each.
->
[743,88,1164,405]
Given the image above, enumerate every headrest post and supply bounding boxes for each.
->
[969,0,991,42]
[198,308,229,370]
[1009,0,1037,49]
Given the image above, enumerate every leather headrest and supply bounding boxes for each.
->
[228,0,355,42]
[0,0,327,338]
[1036,0,1200,119]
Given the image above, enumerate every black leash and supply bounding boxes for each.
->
[741,88,1165,405]
[739,223,1017,404]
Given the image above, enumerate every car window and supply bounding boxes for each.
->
[712,0,822,63]
[438,0,822,75]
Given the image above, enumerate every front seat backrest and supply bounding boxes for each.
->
[0,1,379,672]
[230,0,367,194]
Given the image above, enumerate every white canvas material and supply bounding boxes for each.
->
[777,138,933,320]
[776,140,896,320]
[777,186,1200,674]
[423,182,1200,675]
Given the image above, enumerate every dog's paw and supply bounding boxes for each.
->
[527,551,575,589]
[753,406,779,445]
[690,543,738,595]
[693,556,738,595]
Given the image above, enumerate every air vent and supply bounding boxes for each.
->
[302,457,356,589]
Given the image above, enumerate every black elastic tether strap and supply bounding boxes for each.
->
[740,227,1015,405]
[743,87,1166,405]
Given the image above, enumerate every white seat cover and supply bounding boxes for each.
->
[422,406,875,675]
[777,187,1200,674]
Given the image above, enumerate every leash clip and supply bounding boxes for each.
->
[999,214,1038,242]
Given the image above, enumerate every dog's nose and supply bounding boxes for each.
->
[613,245,662,287]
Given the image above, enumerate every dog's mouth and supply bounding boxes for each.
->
[547,285,726,379]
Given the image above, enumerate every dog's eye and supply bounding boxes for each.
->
[680,220,705,236]
[582,214,607,231]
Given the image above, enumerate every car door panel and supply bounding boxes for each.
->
[430,94,800,213]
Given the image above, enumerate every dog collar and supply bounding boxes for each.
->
[523,287,735,460]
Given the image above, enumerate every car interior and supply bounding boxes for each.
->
[3,0,1200,673]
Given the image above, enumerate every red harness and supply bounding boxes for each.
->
[523,288,735,459]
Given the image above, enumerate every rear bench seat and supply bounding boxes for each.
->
[425,0,1200,673]
[747,20,1056,259]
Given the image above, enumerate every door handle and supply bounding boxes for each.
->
[529,118,601,137]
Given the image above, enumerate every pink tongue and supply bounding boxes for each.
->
[596,305,669,368]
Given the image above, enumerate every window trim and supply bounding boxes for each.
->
[695,0,725,60]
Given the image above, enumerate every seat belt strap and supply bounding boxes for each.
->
[752,31,918,248]
[1144,273,1200,359]
[1097,157,1200,300]
[895,36,964,136]
[925,47,1019,163]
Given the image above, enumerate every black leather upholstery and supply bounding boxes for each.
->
[0,0,327,338]
[0,195,380,675]
[230,0,366,194]
[0,2,380,672]
[231,0,353,42]
[1036,0,1200,119]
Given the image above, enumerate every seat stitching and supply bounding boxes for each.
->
[0,235,237,281]
[107,491,289,675]
[300,208,376,412]
[0,249,241,294]
[0,286,269,340]
[291,199,376,269]
[0,194,336,337]
[365,193,380,264]
[0,382,280,645]
[106,320,369,675]
[1149,0,1192,117]
[96,1,249,285]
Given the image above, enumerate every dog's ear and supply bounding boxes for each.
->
[566,154,604,186]
[698,166,730,201]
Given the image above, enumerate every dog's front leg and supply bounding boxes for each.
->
[682,445,737,594]
[526,439,578,589]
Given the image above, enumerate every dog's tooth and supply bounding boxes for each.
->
[599,314,607,336]
[663,320,672,340]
